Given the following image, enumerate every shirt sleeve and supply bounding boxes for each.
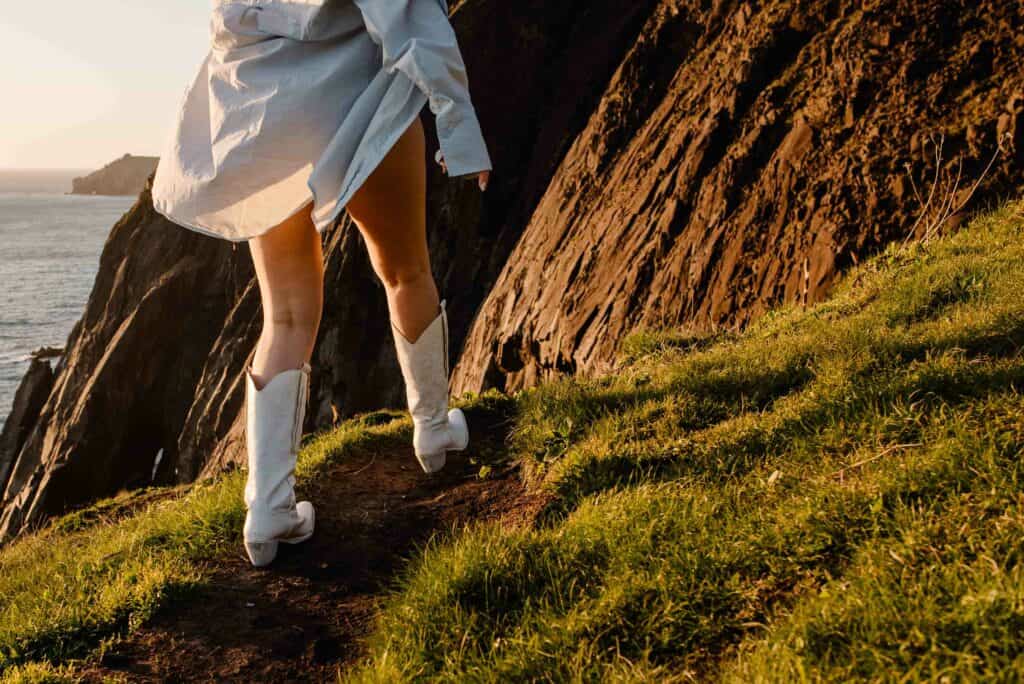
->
[353,0,493,178]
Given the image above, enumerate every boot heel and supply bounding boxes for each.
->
[448,408,469,451]
[283,501,316,544]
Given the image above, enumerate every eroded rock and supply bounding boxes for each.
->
[452,0,1024,394]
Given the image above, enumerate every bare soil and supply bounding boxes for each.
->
[77,412,547,683]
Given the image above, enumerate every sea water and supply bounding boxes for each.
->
[0,170,135,427]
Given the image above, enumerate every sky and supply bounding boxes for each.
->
[0,2,211,170]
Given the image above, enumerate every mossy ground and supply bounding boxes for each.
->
[2,202,1024,682]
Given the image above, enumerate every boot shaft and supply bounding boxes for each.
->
[244,362,310,507]
[391,300,451,427]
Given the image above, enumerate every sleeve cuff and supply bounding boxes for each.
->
[436,102,493,178]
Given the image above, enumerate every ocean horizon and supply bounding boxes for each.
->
[0,169,135,427]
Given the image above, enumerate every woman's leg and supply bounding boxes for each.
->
[345,116,439,342]
[247,201,325,388]
[242,201,321,567]
[346,116,468,475]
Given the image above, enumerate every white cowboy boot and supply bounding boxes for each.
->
[243,361,316,567]
[391,299,469,474]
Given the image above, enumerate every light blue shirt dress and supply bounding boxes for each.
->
[151,0,493,242]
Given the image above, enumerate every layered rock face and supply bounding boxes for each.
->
[71,154,160,196]
[2,0,1022,542]
[452,0,1024,393]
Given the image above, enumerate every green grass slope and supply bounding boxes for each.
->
[2,201,1024,682]
[351,202,1024,682]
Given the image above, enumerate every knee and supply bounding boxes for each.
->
[376,262,432,293]
[267,302,321,338]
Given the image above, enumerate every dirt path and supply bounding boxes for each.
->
[78,411,546,682]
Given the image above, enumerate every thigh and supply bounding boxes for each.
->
[345,117,429,276]
[248,200,324,315]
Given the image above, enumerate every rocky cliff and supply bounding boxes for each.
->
[2,0,1022,542]
[452,0,1024,393]
[71,154,159,196]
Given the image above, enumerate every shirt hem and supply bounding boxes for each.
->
[152,192,318,243]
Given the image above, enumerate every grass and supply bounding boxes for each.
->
[0,414,416,680]
[349,201,1024,681]
[1,201,1023,681]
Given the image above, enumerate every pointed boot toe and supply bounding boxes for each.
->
[416,450,447,474]
[245,540,280,568]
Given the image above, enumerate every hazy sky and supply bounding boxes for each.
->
[1,2,211,169]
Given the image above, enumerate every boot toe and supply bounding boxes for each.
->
[416,450,447,474]
[245,540,280,567]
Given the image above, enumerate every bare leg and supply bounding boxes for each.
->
[346,116,439,342]
[346,117,468,474]
[247,201,324,389]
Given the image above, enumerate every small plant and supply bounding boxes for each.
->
[538,417,576,464]
[901,131,1007,247]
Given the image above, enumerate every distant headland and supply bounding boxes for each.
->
[70,153,159,196]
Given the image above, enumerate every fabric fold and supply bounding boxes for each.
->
[152,0,491,242]
[353,0,492,178]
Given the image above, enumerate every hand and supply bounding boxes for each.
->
[436,152,490,192]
